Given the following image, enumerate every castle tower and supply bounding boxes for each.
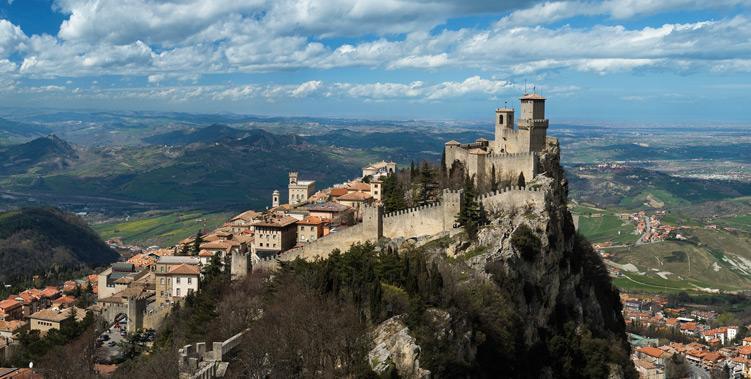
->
[272,190,280,207]
[517,93,549,152]
[362,204,383,241]
[494,107,514,153]
[289,172,298,185]
[231,244,249,280]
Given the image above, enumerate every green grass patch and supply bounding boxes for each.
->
[576,211,634,245]
[93,210,232,247]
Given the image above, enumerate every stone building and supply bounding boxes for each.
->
[288,172,316,205]
[444,93,552,186]
[251,214,298,258]
[304,202,355,226]
[153,256,201,306]
[337,191,374,220]
[362,161,397,179]
[297,216,325,244]
[97,262,149,300]
[29,307,86,334]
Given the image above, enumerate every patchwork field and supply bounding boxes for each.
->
[606,228,751,293]
[93,210,233,247]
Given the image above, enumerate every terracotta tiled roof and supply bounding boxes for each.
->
[346,182,371,192]
[330,188,348,197]
[231,210,260,222]
[0,299,21,310]
[298,216,324,225]
[738,345,751,355]
[52,295,76,306]
[702,352,722,362]
[198,250,217,257]
[638,346,666,359]
[306,202,351,213]
[337,192,372,201]
[680,322,697,330]
[200,240,239,250]
[168,263,201,275]
[253,215,298,228]
[0,319,26,333]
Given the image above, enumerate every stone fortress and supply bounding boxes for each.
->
[444,93,553,185]
[254,92,556,265]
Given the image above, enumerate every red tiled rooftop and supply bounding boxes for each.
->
[638,346,666,359]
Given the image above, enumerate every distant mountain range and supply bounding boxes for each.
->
[0,117,52,141]
[0,134,78,175]
[0,207,119,283]
[143,123,305,147]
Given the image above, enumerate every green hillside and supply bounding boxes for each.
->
[607,228,751,292]
[94,210,233,247]
[0,208,119,282]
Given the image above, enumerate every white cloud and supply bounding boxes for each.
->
[0,59,17,73]
[291,80,322,97]
[0,0,748,86]
[148,74,165,84]
[0,19,27,57]
[387,53,449,69]
[498,0,751,27]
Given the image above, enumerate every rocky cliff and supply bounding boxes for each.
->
[370,141,635,378]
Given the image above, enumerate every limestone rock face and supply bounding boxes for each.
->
[369,315,430,379]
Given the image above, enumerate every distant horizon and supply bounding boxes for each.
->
[1,1,750,123]
[2,104,750,131]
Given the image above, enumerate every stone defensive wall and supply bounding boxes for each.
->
[479,186,546,214]
[281,222,371,261]
[382,189,461,239]
[483,151,538,182]
[277,187,545,263]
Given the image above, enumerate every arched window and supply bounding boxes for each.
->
[498,114,504,124]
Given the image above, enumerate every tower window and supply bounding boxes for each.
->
[498,114,504,124]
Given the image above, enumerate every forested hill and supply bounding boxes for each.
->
[0,208,119,283]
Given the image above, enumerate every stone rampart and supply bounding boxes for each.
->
[276,187,544,263]
[479,186,545,214]
[484,152,537,183]
[281,223,370,261]
[382,202,443,238]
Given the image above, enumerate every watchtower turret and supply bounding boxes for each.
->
[517,93,549,152]
[272,189,280,208]
[288,172,298,185]
[494,107,515,153]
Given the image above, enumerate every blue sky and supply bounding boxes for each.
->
[0,0,750,124]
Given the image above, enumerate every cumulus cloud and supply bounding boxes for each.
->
[0,19,27,57]
[0,0,748,95]
[291,80,322,97]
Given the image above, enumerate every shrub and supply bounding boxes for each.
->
[511,224,542,261]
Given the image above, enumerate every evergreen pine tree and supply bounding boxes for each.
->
[490,164,498,192]
[440,149,447,180]
[383,173,407,213]
[369,281,382,322]
[192,231,203,256]
[456,173,487,240]
[418,161,436,205]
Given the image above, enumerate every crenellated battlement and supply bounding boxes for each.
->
[384,201,442,218]
[486,151,537,159]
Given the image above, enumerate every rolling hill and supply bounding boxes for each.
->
[0,207,119,283]
[0,135,78,175]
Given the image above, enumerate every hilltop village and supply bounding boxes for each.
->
[0,93,553,376]
[2,93,744,379]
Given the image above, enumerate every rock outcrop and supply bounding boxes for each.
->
[369,315,430,379]
[375,139,634,378]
